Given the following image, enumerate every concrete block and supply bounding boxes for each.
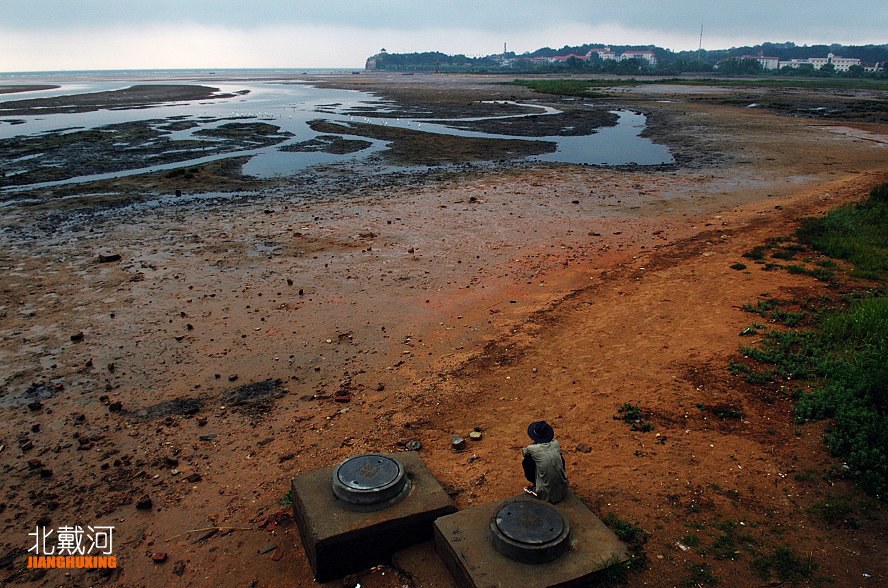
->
[434,492,630,588]
[292,451,456,582]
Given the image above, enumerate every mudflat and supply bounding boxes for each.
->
[1,73,887,587]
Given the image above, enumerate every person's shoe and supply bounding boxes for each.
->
[524,485,538,497]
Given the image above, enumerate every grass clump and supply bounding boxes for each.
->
[797,183,888,280]
[508,79,607,97]
[752,546,816,584]
[682,563,718,587]
[734,182,888,499]
[615,402,654,432]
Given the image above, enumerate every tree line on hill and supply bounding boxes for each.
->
[366,42,888,77]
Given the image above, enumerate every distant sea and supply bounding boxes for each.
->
[0,68,359,79]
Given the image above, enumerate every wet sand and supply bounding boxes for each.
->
[1,74,887,587]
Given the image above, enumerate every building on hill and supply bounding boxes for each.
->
[585,47,617,60]
[779,52,861,71]
[619,50,657,66]
[737,55,779,70]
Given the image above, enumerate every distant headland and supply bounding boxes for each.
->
[366,41,888,77]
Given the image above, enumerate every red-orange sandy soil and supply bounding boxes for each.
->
[1,74,887,587]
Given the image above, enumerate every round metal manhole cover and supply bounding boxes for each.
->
[490,499,570,564]
[495,501,566,545]
[332,454,410,509]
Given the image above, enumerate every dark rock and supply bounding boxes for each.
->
[108,401,123,413]
[70,331,84,342]
[39,468,53,478]
[27,459,43,469]
[451,435,466,451]
[97,253,122,263]
[258,543,277,555]
[27,400,43,411]
[151,552,168,563]
[186,473,202,483]
[576,443,592,453]
[135,495,153,510]
[375,382,385,391]
[228,374,238,382]
[173,560,186,576]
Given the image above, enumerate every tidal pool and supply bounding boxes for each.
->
[0,77,673,193]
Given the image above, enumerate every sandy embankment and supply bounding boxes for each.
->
[1,77,887,587]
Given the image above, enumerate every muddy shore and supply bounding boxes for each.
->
[1,73,887,587]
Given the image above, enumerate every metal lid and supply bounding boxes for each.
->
[490,499,571,564]
[332,454,410,509]
[495,500,566,545]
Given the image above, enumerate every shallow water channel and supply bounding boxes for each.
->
[0,79,673,192]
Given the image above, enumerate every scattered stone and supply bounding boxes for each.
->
[405,440,422,451]
[186,473,202,483]
[97,253,122,263]
[19,440,33,451]
[199,434,217,441]
[70,332,84,342]
[108,401,123,413]
[173,560,186,576]
[228,374,238,382]
[469,431,483,441]
[135,495,153,510]
[27,459,42,469]
[151,552,168,563]
[375,382,385,391]
[196,416,208,426]
[451,435,466,451]
[39,468,53,478]
[576,443,592,454]
[278,453,295,463]
[27,400,43,411]
[259,544,277,555]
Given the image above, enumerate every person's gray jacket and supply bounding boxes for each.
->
[522,440,568,503]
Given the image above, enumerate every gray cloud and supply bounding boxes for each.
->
[7,1,887,45]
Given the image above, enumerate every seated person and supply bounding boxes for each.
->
[521,420,568,503]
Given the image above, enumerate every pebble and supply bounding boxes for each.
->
[135,495,153,510]
[97,253,122,263]
[150,552,168,563]
[451,435,466,451]
[469,431,483,441]
[70,332,84,342]
[576,443,592,453]
[259,543,277,555]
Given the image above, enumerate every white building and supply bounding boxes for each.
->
[738,55,780,70]
[779,53,861,72]
[585,47,617,61]
[619,50,657,66]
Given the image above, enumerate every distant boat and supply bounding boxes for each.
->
[402,72,414,76]
[351,71,361,75]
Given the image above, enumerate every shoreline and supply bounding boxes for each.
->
[1,74,887,587]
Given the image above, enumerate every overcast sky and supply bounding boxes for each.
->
[2,1,886,72]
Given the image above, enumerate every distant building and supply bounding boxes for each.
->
[585,47,617,61]
[619,50,657,66]
[779,53,861,72]
[737,55,780,70]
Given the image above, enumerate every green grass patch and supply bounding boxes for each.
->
[508,79,608,97]
[797,183,888,279]
[734,182,888,499]
[752,546,816,584]
[682,563,718,587]
[615,402,654,432]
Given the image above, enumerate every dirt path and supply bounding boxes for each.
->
[1,79,887,587]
